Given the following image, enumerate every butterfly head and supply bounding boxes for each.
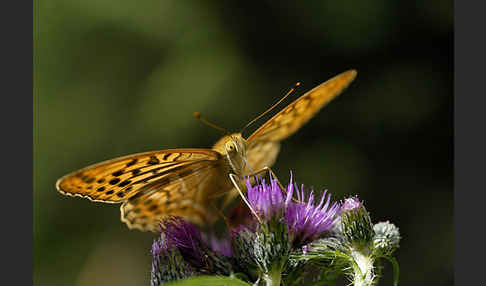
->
[213,133,247,175]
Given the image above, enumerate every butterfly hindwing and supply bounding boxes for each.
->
[120,158,232,232]
[245,140,281,174]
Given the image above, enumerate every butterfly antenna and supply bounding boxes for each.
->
[193,112,230,135]
[240,81,301,134]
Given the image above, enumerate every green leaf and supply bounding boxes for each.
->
[165,275,251,286]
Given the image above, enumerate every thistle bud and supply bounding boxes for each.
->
[373,221,400,256]
[340,197,374,246]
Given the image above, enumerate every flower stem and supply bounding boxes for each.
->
[350,246,375,286]
[262,267,282,286]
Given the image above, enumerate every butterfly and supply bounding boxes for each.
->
[56,69,357,232]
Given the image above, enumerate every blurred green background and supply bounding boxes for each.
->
[34,0,452,285]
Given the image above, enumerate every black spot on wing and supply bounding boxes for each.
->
[148,156,160,165]
[148,205,157,211]
[126,159,138,167]
[112,170,124,177]
[119,180,131,187]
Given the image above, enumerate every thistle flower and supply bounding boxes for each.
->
[206,234,232,257]
[150,236,194,286]
[245,175,290,221]
[151,236,172,257]
[244,173,341,247]
[150,217,233,286]
[238,176,291,280]
[161,216,204,265]
[239,173,343,285]
[150,172,401,286]
[231,225,260,280]
[286,184,341,247]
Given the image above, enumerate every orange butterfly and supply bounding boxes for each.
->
[56,70,357,232]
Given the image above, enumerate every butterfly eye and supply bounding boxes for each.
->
[226,142,236,152]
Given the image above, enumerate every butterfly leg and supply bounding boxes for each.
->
[257,166,286,192]
[229,173,262,224]
[249,166,302,203]
[245,166,286,195]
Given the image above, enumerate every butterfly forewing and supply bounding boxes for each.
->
[56,149,223,203]
[246,70,357,143]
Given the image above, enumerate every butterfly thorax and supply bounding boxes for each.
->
[212,133,247,177]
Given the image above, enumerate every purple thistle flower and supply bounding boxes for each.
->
[286,184,341,246]
[151,217,235,284]
[160,216,203,263]
[150,232,195,286]
[244,172,340,246]
[205,234,232,257]
[151,236,172,257]
[245,174,290,221]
